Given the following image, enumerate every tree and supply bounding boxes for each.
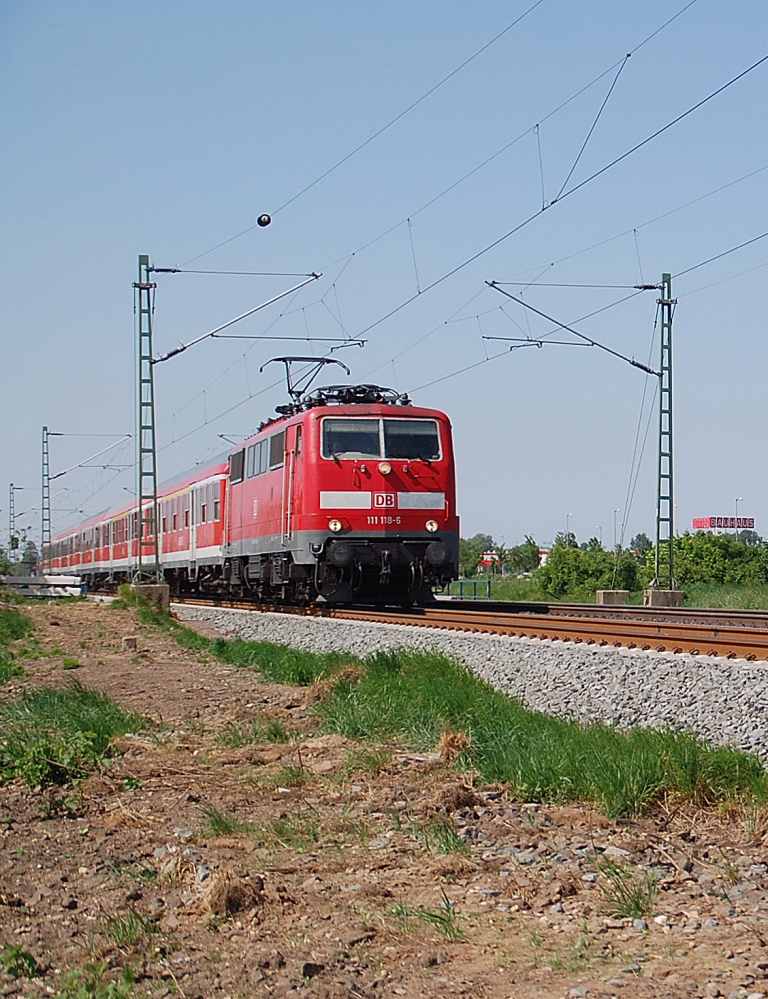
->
[459,534,494,577]
[630,533,653,557]
[553,531,578,549]
[0,546,10,576]
[504,535,540,574]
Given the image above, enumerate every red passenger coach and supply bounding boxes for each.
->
[43,385,460,605]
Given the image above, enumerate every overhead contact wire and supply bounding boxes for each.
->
[356,53,768,338]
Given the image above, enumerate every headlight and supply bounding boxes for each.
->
[328,519,343,533]
[378,461,392,475]
[425,520,439,532]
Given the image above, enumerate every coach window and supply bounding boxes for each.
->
[184,496,190,528]
[257,440,267,475]
[201,489,207,524]
[269,430,286,469]
[230,448,245,483]
[214,483,221,522]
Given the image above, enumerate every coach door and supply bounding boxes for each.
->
[281,425,301,545]
[227,449,245,558]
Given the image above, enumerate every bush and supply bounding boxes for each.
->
[644,531,768,587]
[535,541,640,600]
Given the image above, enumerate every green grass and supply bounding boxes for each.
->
[390,890,465,940]
[0,650,26,684]
[99,910,157,949]
[0,944,39,979]
[682,582,768,610]
[0,606,34,644]
[216,716,292,747]
[0,681,145,787]
[412,815,470,855]
[143,603,768,818]
[318,648,768,818]
[200,803,320,849]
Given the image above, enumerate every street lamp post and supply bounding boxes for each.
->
[613,508,621,550]
[736,497,743,523]
[566,513,573,539]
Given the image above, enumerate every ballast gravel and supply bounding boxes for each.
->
[173,603,768,758]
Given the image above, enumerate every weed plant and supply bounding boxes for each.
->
[0,944,39,979]
[0,682,144,787]
[390,889,465,940]
[56,961,136,999]
[598,859,658,919]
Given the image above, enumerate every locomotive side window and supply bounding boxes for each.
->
[322,418,380,459]
[246,444,257,478]
[269,430,285,469]
[230,449,245,483]
[258,440,268,474]
[383,419,440,460]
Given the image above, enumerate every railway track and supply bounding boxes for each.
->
[172,596,768,662]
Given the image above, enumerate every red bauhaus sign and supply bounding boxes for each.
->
[692,516,755,530]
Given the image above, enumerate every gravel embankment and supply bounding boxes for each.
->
[173,604,768,758]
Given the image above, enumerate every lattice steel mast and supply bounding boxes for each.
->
[652,273,677,589]
[8,484,17,559]
[41,427,50,571]
[133,255,161,581]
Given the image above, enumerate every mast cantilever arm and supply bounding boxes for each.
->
[486,281,660,377]
[153,274,321,364]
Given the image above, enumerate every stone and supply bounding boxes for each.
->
[633,918,648,931]
[122,636,138,652]
[301,962,325,978]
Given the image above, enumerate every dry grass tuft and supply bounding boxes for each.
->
[438,730,469,762]
[434,781,479,813]
[307,665,363,703]
[205,871,265,916]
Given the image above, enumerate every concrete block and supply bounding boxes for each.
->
[596,590,629,605]
[132,583,170,611]
[643,588,684,607]
[122,636,138,652]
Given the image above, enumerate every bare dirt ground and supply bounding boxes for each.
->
[1,600,768,999]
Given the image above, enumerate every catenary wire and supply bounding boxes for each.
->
[553,54,630,202]
[354,53,768,339]
[269,0,548,217]
[182,0,699,273]
[179,1,547,267]
[319,0,703,274]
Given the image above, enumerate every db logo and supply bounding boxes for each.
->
[373,493,395,508]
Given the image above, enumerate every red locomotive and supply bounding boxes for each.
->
[44,384,460,604]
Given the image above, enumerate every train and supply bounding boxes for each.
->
[42,384,460,604]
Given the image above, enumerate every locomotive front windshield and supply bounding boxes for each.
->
[322,418,441,460]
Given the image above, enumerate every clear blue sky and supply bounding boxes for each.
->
[2,0,767,550]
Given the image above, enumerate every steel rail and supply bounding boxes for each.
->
[172,597,768,661]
